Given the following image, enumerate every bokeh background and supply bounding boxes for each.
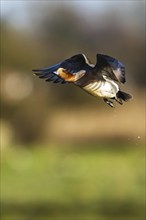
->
[1,1,145,219]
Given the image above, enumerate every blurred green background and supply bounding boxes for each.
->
[1,1,145,220]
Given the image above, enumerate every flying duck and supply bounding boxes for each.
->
[32,53,132,107]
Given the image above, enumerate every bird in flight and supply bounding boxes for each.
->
[32,53,132,107]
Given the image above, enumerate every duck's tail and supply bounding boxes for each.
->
[116,91,132,103]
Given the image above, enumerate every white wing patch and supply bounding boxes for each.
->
[82,54,95,67]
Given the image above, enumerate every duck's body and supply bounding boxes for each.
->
[33,53,132,107]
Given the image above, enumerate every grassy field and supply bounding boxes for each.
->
[1,144,145,220]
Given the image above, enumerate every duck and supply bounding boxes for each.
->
[32,53,132,107]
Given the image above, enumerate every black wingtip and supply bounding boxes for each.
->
[32,67,66,84]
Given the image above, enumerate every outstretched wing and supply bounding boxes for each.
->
[32,63,66,84]
[32,54,93,84]
[96,54,126,83]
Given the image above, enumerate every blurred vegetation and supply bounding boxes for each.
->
[0,2,145,219]
[1,144,145,220]
[1,2,145,145]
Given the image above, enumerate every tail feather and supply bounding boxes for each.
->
[116,91,132,102]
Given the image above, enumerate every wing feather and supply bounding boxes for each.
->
[96,54,126,83]
[32,54,93,84]
[32,63,66,84]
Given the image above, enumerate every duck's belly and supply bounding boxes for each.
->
[82,81,119,98]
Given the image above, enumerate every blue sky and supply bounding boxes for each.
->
[1,1,107,28]
[1,1,145,29]
[1,0,105,16]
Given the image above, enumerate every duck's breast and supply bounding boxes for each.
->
[82,80,119,98]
